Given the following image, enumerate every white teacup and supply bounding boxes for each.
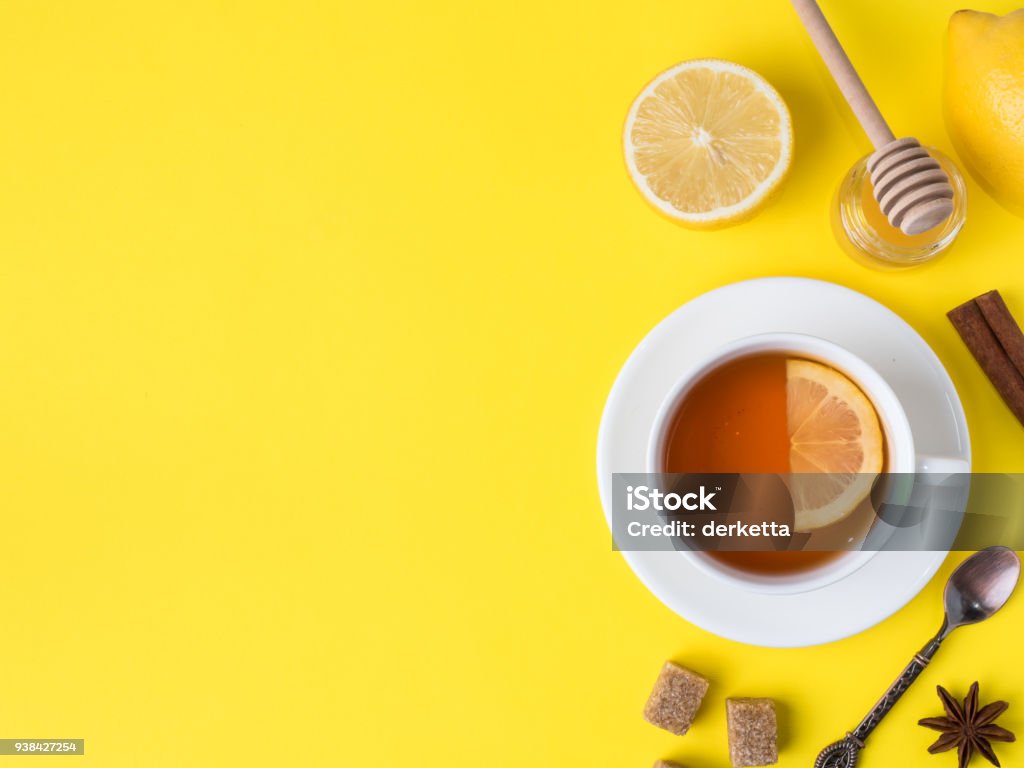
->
[646,333,968,595]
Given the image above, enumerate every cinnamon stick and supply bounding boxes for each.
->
[975,290,1024,379]
[948,291,1024,427]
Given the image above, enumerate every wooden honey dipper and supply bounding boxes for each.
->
[791,0,954,235]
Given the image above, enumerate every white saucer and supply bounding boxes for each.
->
[596,277,971,647]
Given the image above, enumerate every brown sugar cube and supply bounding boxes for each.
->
[726,698,778,766]
[653,762,686,768]
[642,661,710,735]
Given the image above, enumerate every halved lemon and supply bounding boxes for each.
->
[786,359,884,532]
[623,59,793,227]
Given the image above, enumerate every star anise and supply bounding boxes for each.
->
[919,682,1015,768]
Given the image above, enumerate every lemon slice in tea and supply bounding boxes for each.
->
[786,359,884,532]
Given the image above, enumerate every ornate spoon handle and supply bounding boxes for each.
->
[813,628,946,768]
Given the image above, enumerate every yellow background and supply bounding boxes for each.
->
[1,0,1023,765]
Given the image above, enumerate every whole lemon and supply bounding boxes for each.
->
[946,9,1024,216]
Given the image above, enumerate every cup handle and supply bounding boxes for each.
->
[915,455,970,478]
[866,456,970,552]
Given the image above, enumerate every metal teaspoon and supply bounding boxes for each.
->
[814,546,1021,768]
